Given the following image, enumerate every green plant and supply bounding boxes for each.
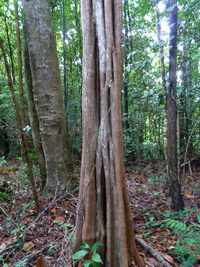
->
[17,163,40,188]
[13,258,28,267]
[0,255,9,267]
[162,208,196,221]
[163,218,200,267]
[148,174,166,186]
[0,156,8,167]
[142,141,161,160]
[0,191,10,201]
[72,242,103,267]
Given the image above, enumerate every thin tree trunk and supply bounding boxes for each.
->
[61,0,68,113]
[4,15,16,85]
[75,0,144,266]
[179,43,187,156]
[166,0,184,210]
[23,28,47,190]
[22,0,72,194]
[124,0,129,131]
[156,1,167,93]
[14,0,26,124]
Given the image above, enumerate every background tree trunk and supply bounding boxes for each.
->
[156,1,167,94]
[124,0,130,131]
[22,0,72,193]
[4,14,16,85]
[61,0,68,113]
[166,0,184,211]
[75,0,144,266]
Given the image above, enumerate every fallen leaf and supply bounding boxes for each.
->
[185,193,194,199]
[35,256,48,267]
[23,241,34,252]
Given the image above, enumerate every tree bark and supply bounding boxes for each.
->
[14,0,26,124]
[156,1,167,94]
[166,0,184,211]
[75,1,144,266]
[4,14,16,85]
[61,0,68,113]
[124,0,130,131]
[22,0,72,193]
[23,28,47,190]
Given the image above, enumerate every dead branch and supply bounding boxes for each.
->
[136,237,173,267]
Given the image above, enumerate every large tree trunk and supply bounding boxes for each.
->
[166,0,184,210]
[22,0,72,193]
[75,1,144,266]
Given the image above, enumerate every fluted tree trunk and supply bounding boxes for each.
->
[75,1,144,266]
[22,0,72,193]
[166,0,184,210]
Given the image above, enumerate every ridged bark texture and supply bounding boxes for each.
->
[75,1,144,266]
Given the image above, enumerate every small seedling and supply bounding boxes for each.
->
[72,241,103,267]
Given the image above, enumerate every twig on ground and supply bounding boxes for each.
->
[136,237,173,267]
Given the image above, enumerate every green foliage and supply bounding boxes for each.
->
[0,191,10,201]
[162,208,197,221]
[142,141,163,160]
[163,218,200,266]
[17,163,40,188]
[148,174,166,186]
[72,242,103,267]
[0,156,8,166]
[0,256,9,267]
[13,259,28,267]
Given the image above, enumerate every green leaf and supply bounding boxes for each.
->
[91,241,103,253]
[83,260,93,267]
[72,250,88,261]
[80,242,90,250]
[14,259,28,267]
[92,253,103,264]
[197,214,200,224]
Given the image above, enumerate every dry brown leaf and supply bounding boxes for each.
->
[185,193,194,199]
[35,256,48,267]
[23,241,34,252]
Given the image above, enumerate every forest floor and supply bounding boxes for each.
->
[0,159,200,267]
